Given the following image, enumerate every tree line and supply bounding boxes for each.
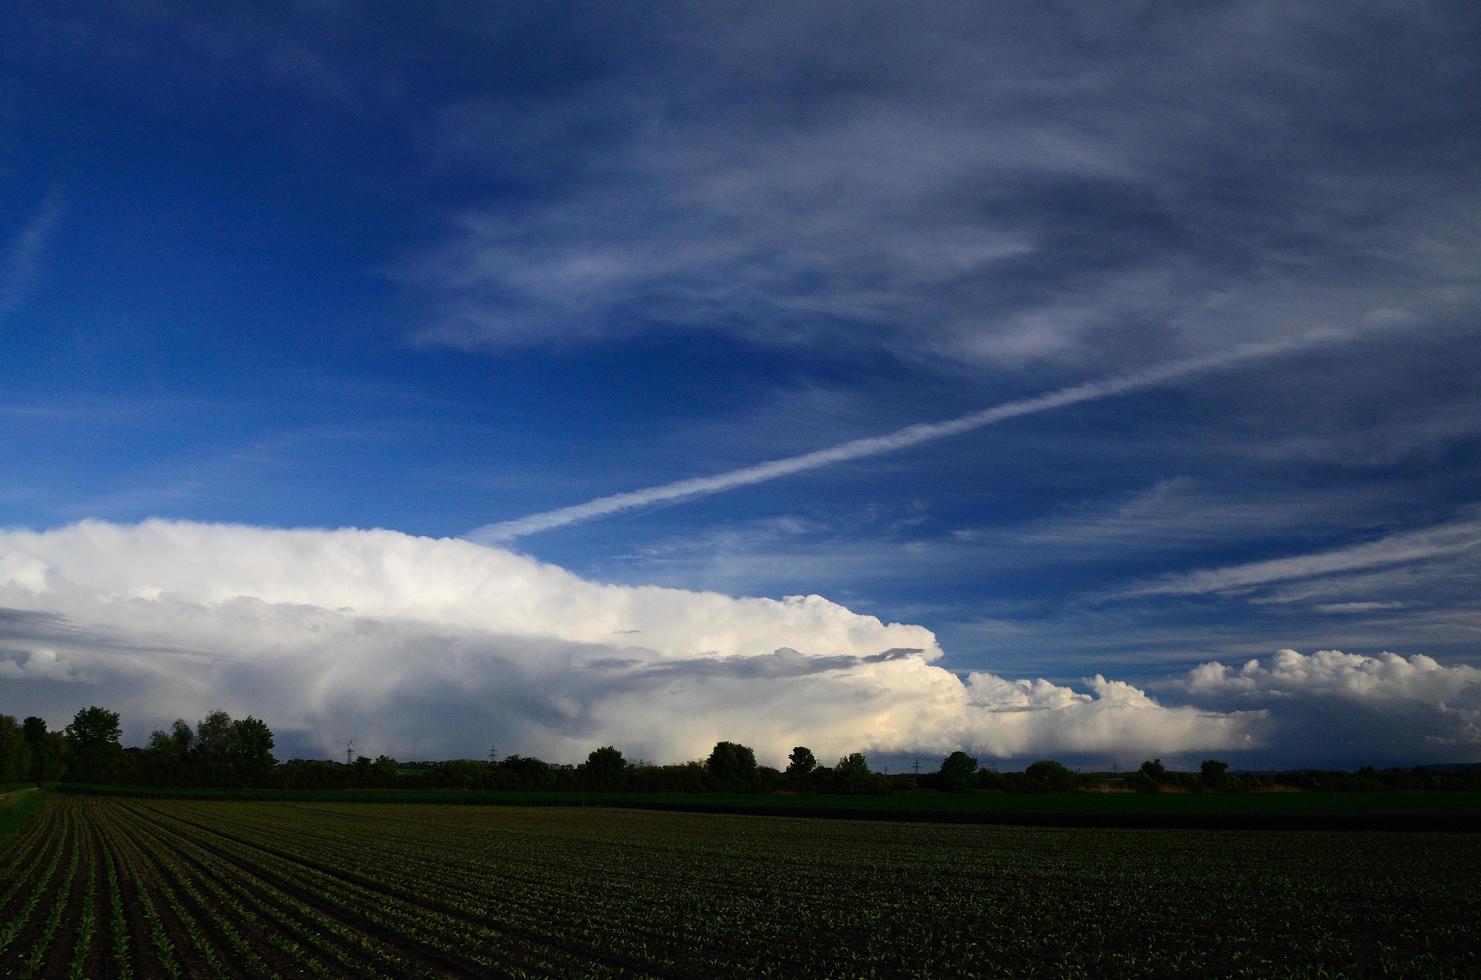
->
[0,707,276,788]
[4,707,1478,793]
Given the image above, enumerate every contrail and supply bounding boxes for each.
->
[1,195,61,316]
[467,328,1349,544]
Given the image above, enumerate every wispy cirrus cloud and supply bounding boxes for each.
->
[400,4,1481,380]
[1114,510,1481,600]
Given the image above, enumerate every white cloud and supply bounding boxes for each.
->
[1314,602,1409,615]
[956,672,1259,760]
[1176,649,1481,760]
[1185,648,1481,704]
[0,551,49,593]
[0,519,1257,763]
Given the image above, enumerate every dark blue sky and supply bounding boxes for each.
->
[2,4,1479,766]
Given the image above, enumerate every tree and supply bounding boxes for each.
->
[1024,759,1078,792]
[194,710,235,785]
[938,751,979,793]
[372,755,400,785]
[142,722,192,785]
[22,718,64,783]
[437,759,488,789]
[784,746,817,788]
[228,716,277,786]
[834,752,872,794]
[706,741,759,793]
[20,718,49,783]
[787,746,816,775]
[169,719,194,754]
[581,746,628,791]
[64,706,124,783]
[0,715,31,783]
[1200,759,1228,790]
[499,755,556,790]
[22,716,47,744]
[1139,758,1167,782]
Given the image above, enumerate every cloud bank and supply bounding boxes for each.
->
[0,519,1256,763]
[1185,649,1481,707]
[1173,649,1481,765]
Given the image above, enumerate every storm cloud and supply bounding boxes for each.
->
[1,519,1260,764]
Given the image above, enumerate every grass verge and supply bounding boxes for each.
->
[0,786,47,843]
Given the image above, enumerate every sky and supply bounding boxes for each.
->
[2,3,1479,770]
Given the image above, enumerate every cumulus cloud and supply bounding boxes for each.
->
[0,519,1258,763]
[1174,649,1481,764]
[956,672,1257,760]
[1185,649,1481,704]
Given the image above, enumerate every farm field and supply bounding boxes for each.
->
[2,797,1479,978]
[55,784,1481,830]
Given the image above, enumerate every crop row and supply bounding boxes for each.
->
[2,796,1479,977]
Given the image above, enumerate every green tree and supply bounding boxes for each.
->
[938,750,979,793]
[706,741,759,793]
[438,758,489,789]
[0,715,31,783]
[1024,759,1078,792]
[64,706,124,783]
[1200,759,1228,790]
[194,710,235,785]
[228,716,277,786]
[21,718,65,783]
[784,746,817,788]
[786,746,816,774]
[499,755,556,790]
[581,745,628,791]
[834,752,872,794]
[169,719,194,753]
[372,755,400,785]
[1139,758,1167,782]
[41,733,67,782]
[22,716,46,744]
[142,721,194,785]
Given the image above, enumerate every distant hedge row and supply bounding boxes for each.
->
[8,705,1480,796]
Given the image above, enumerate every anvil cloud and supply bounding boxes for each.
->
[1,520,1258,764]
